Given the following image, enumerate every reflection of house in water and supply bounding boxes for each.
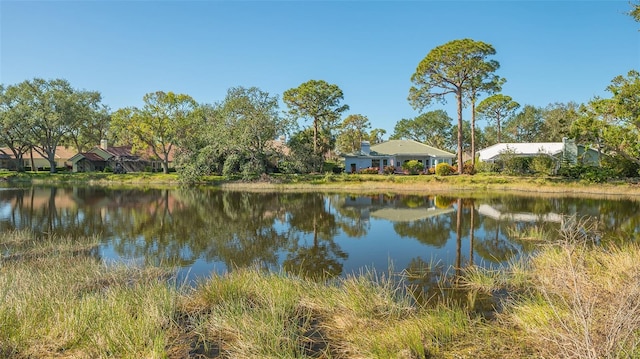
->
[340,194,454,222]
[477,204,563,223]
[370,207,454,222]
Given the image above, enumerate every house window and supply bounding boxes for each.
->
[382,159,388,167]
[371,159,380,168]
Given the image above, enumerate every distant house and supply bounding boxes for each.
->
[69,140,175,173]
[68,151,109,173]
[476,138,600,168]
[342,140,455,174]
[0,146,77,171]
[264,136,291,172]
[266,136,291,157]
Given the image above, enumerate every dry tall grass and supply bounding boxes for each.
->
[503,217,640,359]
[0,230,178,358]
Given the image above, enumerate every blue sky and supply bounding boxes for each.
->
[1,1,638,137]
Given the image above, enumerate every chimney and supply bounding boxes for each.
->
[100,139,108,150]
[361,141,370,155]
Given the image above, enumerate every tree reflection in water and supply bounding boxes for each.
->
[283,193,346,279]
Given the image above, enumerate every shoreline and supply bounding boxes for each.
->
[3,171,640,198]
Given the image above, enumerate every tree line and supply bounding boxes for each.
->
[0,4,638,181]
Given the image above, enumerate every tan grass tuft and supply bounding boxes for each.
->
[503,217,640,358]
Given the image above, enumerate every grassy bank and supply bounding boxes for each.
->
[3,170,640,197]
[2,227,639,358]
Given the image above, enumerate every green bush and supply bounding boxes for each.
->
[601,154,640,178]
[435,162,454,176]
[475,161,499,173]
[277,160,299,174]
[558,165,615,183]
[223,153,242,176]
[498,149,531,175]
[402,160,423,175]
[530,155,556,176]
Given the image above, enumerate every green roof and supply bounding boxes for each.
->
[370,207,454,222]
[370,140,454,157]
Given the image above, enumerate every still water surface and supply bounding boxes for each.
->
[1,185,639,283]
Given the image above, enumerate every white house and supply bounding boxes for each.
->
[342,140,455,174]
[476,138,600,166]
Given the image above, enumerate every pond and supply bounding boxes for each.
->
[1,185,639,288]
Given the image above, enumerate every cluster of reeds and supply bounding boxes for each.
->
[461,216,640,358]
[0,230,178,358]
[502,216,640,359]
[176,268,477,358]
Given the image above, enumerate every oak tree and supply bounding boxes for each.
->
[219,86,283,175]
[283,80,349,171]
[0,84,32,171]
[15,78,103,173]
[111,91,198,174]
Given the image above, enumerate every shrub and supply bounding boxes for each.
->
[358,167,379,174]
[500,156,531,175]
[462,161,475,175]
[222,153,242,176]
[402,160,423,175]
[323,161,341,173]
[435,163,454,176]
[241,158,264,179]
[383,165,395,175]
[530,154,556,176]
[276,160,299,174]
[579,166,615,183]
[601,154,640,178]
[558,165,614,183]
[474,161,498,173]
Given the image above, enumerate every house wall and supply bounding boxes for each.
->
[578,148,600,166]
[23,158,60,170]
[433,157,453,167]
[396,156,452,170]
[73,159,107,173]
[396,156,428,171]
[344,157,396,173]
[345,157,375,173]
[345,156,454,173]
